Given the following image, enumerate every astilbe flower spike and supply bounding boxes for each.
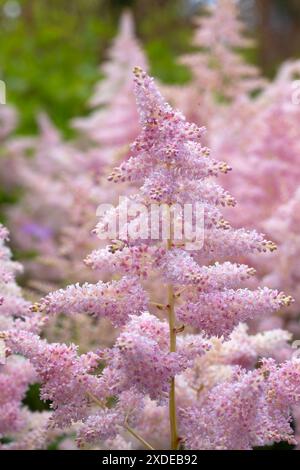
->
[260,188,300,334]
[166,0,265,130]
[0,224,52,449]
[6,69,299,451]
[210,59,300,321]
[34,276,148,327]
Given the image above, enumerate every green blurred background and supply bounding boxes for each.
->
[0,0,300,136]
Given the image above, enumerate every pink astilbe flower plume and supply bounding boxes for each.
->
[180,360,300,450]
[213,60,300,229]
[98,67,289,337]
[6,70,299,451]
[0,224,53,449]
[166,0,265,129]
[260,188,300,333]
[5,112,113,310]
[35,276,148,327]
[211,59,300,321]
[0,224,32,327]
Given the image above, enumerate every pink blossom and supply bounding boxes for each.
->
[35,276,148,327]
[177,287,292,337]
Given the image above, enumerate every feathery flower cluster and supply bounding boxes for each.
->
[260,188,300,332]
[211,59,300,319]
[166,0,265,129]
[6,69,300,452]
[5,113,94,285]
[35,276,148,327]
[0,224,30,327]
[1,3,300,450]
[0,224,52,449]
[102,68,290,337]
[180,360,300,450]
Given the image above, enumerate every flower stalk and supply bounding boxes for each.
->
[167,238,178,450]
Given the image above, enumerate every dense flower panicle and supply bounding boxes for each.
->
[77,390,144,448]
[0,224,31,322]
[165,0,265,130]
[193,227,277,265]
[35,276,148,327]
[180,368,264,450]
[101,70,287,344]
[180,361,300,450]
[100,312,209,399]
[261,188,300,322]
[0,356,36,437]
[160,251,256,288]
[177,288,293,337]
[210,60,300,319]
[86,235,274,282]
[100,313,182,399]
[56,69,296,449]
[4,329,103,428]
[0,224,53,448]
[85,244,166,278]
[2,63,298,451]
[3,330,145,449]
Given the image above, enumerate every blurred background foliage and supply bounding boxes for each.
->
[0,0,300,134]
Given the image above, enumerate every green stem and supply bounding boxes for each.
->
[167,239,178,450]
[88,392,155,450]
[124,423,155,450]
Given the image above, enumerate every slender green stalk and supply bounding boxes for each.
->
[124,422,155,450]
[167,239,178,450]
[87,392,155,450]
